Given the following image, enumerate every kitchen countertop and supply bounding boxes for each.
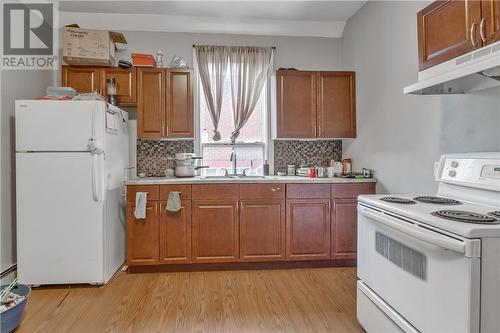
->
[125,175,377,185]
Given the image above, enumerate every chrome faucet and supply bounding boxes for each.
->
[230,151,237,175]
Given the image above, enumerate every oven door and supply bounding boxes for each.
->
[357,204,481,333]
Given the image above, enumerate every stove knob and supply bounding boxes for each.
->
[448,170,457,177]
[451,161,459,168]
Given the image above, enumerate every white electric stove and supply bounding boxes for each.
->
[357,152,500,333]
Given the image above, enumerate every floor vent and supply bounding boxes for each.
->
[376,232,427,280]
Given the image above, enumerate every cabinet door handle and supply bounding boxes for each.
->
[471,22,478,47]
[480,17,486,43]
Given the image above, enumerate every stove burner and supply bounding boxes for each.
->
[414,196,461,205]
[380,197,417,204]
[431,210,500,224]
[488,211,500,219]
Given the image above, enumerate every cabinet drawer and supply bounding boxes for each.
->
[160,185,192,200]
[127,185,160,202]
[239,184,285,200]
[286,184,330,199]
[331,183,375,199]
[192,184,239,201]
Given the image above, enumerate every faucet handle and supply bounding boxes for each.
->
[223,168,229,176]
[242,168,250,176]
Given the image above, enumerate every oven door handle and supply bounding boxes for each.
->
[359,206,468,255]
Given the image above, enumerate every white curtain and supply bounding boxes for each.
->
[195,45,229,141]
[228,46,273,142]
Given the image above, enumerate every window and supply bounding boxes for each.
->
[198,73,268,176]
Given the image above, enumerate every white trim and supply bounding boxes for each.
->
[59,11,346,38]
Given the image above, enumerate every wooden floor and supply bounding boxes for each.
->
[17,267,362,333]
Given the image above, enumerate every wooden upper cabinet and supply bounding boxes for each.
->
[417,0,482,70]
[192,200,239,263]
[137,68,194,139]
[126,202,159,266]
[481,0,500,44]
[276,70,317,138]
[317,72,356,138]
[240,200,286,261]
[286,199,331,260]
[159,201,192,264]
[101,67,136,106]
[137,68,165,138]
[166,69,193,138]
[61,66,100,94]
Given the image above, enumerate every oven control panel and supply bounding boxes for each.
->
[437,155,500,190]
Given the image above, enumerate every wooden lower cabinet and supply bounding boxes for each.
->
[331,199,358,260]
[192,200,239,263]
[159,201,192,264]
[126,202,160,266]
[240,200,286,261]
[286,199,331,260]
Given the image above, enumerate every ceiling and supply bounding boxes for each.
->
[60,1,366,22]
[59,1,366,38]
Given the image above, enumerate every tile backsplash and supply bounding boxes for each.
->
[137,139,342,176]
[137,140,194,177]
[273,140,342,173]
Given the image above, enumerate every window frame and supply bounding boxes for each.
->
[193,48,273,174]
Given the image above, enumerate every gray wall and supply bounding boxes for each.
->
[1,71,53,273]
[341,1,500,194]
[113,31,342,71]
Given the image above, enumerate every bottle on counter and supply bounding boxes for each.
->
[263,160,269,176]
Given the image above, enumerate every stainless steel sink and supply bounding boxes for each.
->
[200,175,238,180]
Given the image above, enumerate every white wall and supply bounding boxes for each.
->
[341,1,500,194]
[1,70,53,273]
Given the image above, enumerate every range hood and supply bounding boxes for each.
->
[404,41,500,95]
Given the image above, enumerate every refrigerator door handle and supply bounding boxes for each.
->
[91,153,103,202]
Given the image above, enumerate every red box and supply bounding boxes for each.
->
[131,53,156,67]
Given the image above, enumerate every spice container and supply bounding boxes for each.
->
[287,165,296,176]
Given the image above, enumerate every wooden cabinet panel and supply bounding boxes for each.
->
[192,201,239,262]
[127,202,159,266]
[287,184,330,199]
[159,185,192,201]
[126,185,160,202]
[159,201,191,263]
[166,69,193,138]
[101,67,136,105]
[61,66,100,93]
[192,184,239,201]
[240,200,285,261]
[418,0,482,70]
[331,183,376,199]
[137,68,165,138]
[317,72,356,138]
[481,0,500,44]
[286,199,331,260]
[276,70,317,138]
[331,199,358,260]
[239,184,284,200]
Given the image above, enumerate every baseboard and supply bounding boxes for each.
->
[128,259,356,273]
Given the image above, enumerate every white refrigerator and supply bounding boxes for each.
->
[15,100,129,286]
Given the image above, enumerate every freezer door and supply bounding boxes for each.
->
[15,100,105,152]
[16,152,105,285]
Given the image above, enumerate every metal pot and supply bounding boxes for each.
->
[172,153,208,177]
[175,165,208,177]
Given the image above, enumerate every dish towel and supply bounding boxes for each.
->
[134,192,148,219]
[166,191,182,212]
